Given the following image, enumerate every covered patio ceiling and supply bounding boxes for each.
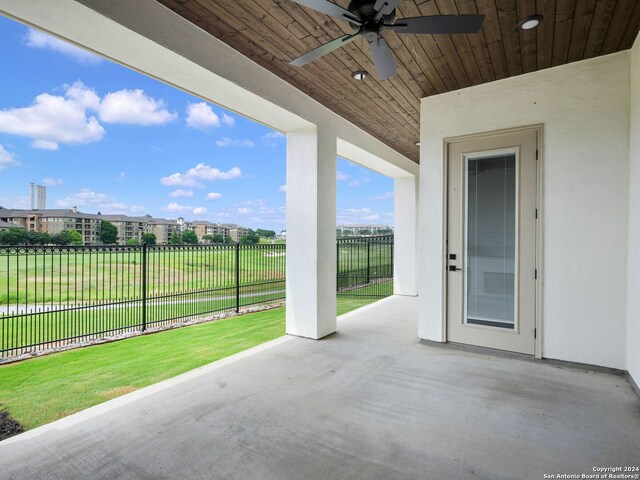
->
[156,0,640,162]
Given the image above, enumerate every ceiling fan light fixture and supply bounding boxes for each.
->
[352,69,368,81]
[518,14,543,30]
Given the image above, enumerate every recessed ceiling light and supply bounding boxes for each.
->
[351,70,368,81]
[518,14,543,30]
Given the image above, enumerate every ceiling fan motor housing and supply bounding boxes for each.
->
[347,0,396,30]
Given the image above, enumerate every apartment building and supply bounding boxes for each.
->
[0,207,101,244]
[0,219,14,230]
[336,224,393,236]
[0,207,250,245]
[100,214,149,244]
[146,218,180,245]
[227,225,249,242]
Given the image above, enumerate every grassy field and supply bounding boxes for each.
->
[0,296,376,431]
[1,281,286,355]
[0,245,286,304]
[0,243,392,304]
[0,243,391,357]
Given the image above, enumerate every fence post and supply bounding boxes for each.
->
[366,240,371,284]
[141,243,147,332]
[235,242,240,313]
[336,242,339,292]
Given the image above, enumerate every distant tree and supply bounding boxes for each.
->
[169,233,182,245]
[182,230,198,244]
[141,233,156,245]
[225,235,235,244]
[202,234,214,244]
[26,231,52,245]
[360,229,371,235]
[54,229,83,246]
[255,229,276,238]
[239,232,260,245]
[99,221,118,245]
[0,227,29,245]
[126,238,141,246]
[212,234,224,244]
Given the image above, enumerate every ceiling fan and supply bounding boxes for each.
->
[289,0,484,80]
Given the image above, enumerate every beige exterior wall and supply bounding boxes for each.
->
[419,51,630,369]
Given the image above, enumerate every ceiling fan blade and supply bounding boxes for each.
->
[388,14,485,34]
[290,0,362,25]
[369,36,397,80]
[290,33,360,67]
[373,0,400,21]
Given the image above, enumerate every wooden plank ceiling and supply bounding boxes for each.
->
[156,0,640,162]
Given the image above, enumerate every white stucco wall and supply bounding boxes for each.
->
[420,52,631,369]
[627,38,640,383]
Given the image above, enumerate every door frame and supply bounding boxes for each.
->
[442,125,544,358]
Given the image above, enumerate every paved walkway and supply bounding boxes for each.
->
[1,296,638,479]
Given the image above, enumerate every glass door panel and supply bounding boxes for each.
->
[465,154,517,329]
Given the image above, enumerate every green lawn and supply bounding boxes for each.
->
[1,282,286,354]
[0,246,286,304]
[0,296,377,431]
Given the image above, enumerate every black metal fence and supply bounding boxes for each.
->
[336,235,394,298]
[1,236,393,358]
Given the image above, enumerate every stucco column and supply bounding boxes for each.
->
[286,127,337,339]
[394,176,418,296]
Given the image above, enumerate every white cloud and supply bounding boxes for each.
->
[117,171,126,181]
[347,180,361,187]
[278,184,287,193]
[237,207,252,215]
[169,189,193,198]
[32,140,59,150]
[160,164,242,188]
[185,102,220,131]
[0,195,29,209]
[337,171,350,181]
[165,202,192,213]
[99,89,176,125]
[0,145,18,171]
[215,137,255,148]
[262,130,285,147]
[66,81,101,110]
[337,207,384,224]
[367,191,394,200]
[25,29,102,64]
[42,178,64,186]
[221,113,235,127]
[56,188,142,214]
[206,192,222,200]
[192,207,208,215]
[0,81,104,150]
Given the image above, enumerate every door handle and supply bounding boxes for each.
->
[448,265,462,272]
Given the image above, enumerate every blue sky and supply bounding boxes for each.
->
[0,16,393,231]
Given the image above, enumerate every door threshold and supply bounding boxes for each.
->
[419,339,626,376]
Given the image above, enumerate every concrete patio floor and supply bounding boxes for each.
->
[1,295,638,479]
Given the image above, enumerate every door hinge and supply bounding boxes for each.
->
[534,328,537,339]
[534,269,538,279]
[535,208,538,219]
[536,149,539,160]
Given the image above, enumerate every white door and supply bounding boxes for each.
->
[446,130,538,355]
